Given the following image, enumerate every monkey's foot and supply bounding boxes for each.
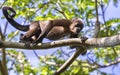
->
[32,41,39,47]
[32,43,37,47]
[24,42,31,48]
[19,40,31,48]
[32,39,43,46]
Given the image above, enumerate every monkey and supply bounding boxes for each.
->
[2,6,84,47]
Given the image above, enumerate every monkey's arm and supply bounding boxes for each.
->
[19,21,41,47]
[33,20,54,45]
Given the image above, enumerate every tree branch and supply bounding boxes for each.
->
[53,47,86,75]
[0,35,119,49]
[0,60,7,75]
[93,0,100,38]
[0,35,119,75]
[87,58,120,69]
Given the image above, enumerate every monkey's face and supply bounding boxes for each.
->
[70,19,84,34]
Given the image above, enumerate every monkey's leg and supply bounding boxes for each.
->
[33,21,53,45]
[25,30,41,47]
[20,24,41,47]
[22,22,41,40]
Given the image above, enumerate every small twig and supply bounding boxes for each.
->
[95,0,99,22]
[33,50,40,59]
[55,8,68,19]
[95,58,120,68]
[0,0,6,9]
[8,30,19,41]
[93,0,100,38]
[0,25,4,39]
[100,0,110,36]
[3,22,8,35]
[36,1,51,12]
[111,46,118,56]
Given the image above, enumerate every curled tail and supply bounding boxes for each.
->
[2,6,29,31]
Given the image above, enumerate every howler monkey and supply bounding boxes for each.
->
[2,6,84,46]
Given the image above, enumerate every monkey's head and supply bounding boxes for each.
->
[70,18,84,35]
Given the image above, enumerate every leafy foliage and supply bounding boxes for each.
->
[0,0,120,75]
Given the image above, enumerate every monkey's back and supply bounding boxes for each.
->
[46,26,70,40]
[40,19,71,40]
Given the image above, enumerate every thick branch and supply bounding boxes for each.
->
[0,35,119,75]
[53,33,120,75]
[0,35,119,49]
[53,47,86,75]
[0,60,7,75]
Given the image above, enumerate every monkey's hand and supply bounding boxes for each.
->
[80,36,88,44]
[79,36,88,55]
[70,36,88,48]
[70,36,88,55]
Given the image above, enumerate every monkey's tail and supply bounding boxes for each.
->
[2,6,29,31]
